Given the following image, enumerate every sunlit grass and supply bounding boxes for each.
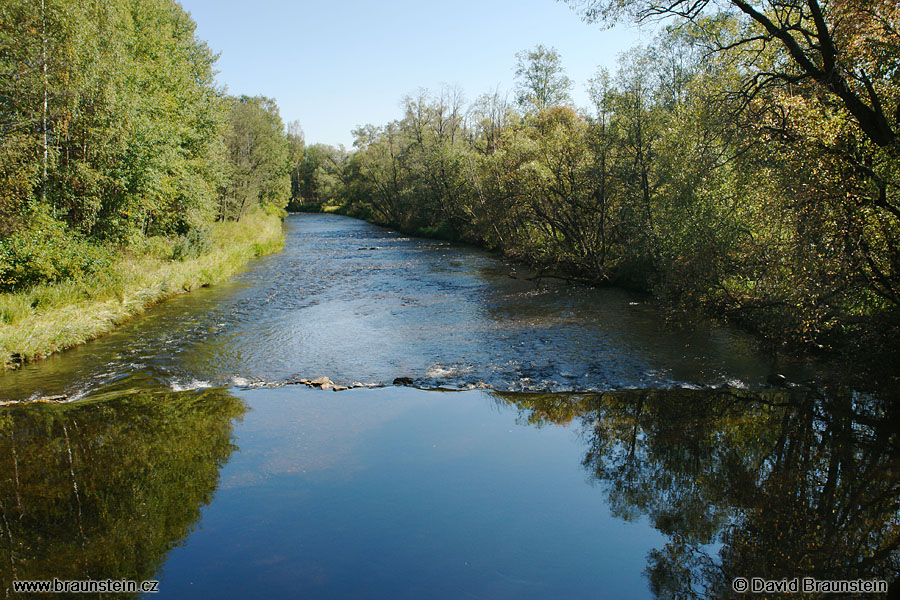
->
[0,211,284,369]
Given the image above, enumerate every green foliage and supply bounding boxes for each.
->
[413,221,458,240]
[0,210,111,292]
[286,119,306,202]
[514,44,573,112]
[0,132,39,237]
[0,211,284,365]
[286,143,347,211]
[0,0,230,242]
[337,24,900,351]
[171,227,212,261]
[0,0,294,297]
[219,95,292,221]
[262,201,288,221]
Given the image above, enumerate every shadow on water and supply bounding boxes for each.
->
[0,387,246,597]
[492,386,900,599]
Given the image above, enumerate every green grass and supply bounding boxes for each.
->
[0,211,284,369]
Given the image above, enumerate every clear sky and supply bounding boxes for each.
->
[178,0,653,148]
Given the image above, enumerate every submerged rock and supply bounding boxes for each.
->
[767,373,789,388]
[39,395,69,402]
[289,376,353,392]
[0,394,68,406]
[393,377,414,386]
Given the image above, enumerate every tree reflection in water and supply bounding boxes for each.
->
[494,387,900,599]
[0,388,246,597]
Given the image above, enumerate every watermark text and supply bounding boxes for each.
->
[732,577,887,594]
[12,578,159,594]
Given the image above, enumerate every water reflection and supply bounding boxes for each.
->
[1,383,896,598]
[0,388,245,596]
[493,388,900,598]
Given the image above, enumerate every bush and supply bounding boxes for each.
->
[262,202,288,221]
[0,213,112,292]
[413,221,458,241]
[171,227,212,261]
[133,235,174,260]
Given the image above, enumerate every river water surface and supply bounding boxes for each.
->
[0,214,818,400]
[0,214,897,598]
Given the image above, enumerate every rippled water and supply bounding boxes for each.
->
[0,214,817,401]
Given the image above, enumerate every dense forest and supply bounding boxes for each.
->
[297,1,899,354]
[0,0,297,292]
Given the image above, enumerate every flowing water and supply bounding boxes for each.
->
[0,214,897,598]
[0,214,818,400]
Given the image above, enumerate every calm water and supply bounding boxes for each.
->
[0,214,897,598]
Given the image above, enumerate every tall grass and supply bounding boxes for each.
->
[0,211,284,369]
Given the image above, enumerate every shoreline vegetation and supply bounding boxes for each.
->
[316,199,899,374]
[1,1,300,370]
[0,211,283,369]
[2,0,898,378]
[287,27,899,367]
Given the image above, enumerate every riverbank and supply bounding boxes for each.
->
[293,205,899,378]
[0,211,284,370]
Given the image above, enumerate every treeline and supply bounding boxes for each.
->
[306,13,899,352]
[287,142,346,211]
[0,0,298,291]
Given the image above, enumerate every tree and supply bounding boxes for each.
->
[0,0,232,290]
[470,88,513,155]
[336,28,899,349]
[0,0,227,241]
[220,95,291,221]
[564,0,900,149]
[514,44,573,112]
[286,120,305,203]
[287,143,346,211]
[503,106,612,273]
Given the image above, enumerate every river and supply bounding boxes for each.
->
[0,214,819,400]
[0,214,896,598]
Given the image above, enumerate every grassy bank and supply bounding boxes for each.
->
[0,211,284,369]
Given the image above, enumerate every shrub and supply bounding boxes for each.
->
[0,213,112,292]
[171,227,212,261]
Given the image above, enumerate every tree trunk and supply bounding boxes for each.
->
[41,0,49,209]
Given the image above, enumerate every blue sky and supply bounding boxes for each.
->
[179,0,652,148]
